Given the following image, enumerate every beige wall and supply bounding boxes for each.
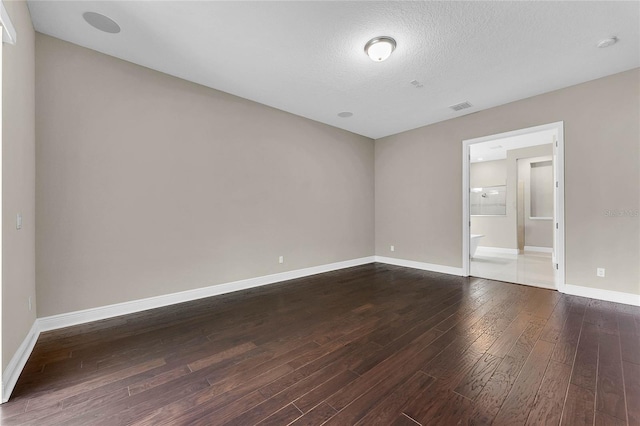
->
[35,35,374,317]
[518,154,553,248]
[470,160,511,248]
[2,0,36,371]
[507,145,554,251]
[470,147,553,250]
[470,159,506,188]
[376,68,640,295]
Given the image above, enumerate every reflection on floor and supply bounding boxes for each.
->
[471,249,555,289]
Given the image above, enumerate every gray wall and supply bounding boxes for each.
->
[35,35,375,317]
[376,68,640,296]
[2,0,36,372]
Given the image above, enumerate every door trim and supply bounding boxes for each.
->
[461,121,565,291]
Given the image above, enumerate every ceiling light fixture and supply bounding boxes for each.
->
[364,36,396,62]
[338,111,353,118]
[83,12,121,34]
[597,36,618,48]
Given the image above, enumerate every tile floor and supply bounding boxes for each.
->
[470,249,556,289]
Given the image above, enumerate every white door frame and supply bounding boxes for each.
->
[0,22,4,402]
[1,2,18,402]
[0,0,15,399]
[461,121,565,291]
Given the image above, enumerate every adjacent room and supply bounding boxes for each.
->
[2,1,639,425]
[468,127,559,289]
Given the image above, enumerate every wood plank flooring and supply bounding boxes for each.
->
[1,263,638,425]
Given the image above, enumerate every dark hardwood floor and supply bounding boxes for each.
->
[1,263,638,425]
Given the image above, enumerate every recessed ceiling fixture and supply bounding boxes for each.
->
[364,36,396,62]
[597,36,618,48]
[338,111,353,118]
[83,12,121,34]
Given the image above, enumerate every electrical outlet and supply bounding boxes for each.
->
[28,297,32,311]
[279,256,284,264]
[390,245,395,252]
[597,268,605,278]
[16,213,22,230]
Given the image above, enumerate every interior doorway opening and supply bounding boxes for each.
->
[462,122,565,290]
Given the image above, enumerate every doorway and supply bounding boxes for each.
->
[462,122,565,290]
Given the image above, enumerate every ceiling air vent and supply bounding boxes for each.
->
[449,101,473,112]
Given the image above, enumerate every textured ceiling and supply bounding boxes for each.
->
[27,1,640,139]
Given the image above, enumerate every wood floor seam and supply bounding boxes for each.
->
[1,264,637,425]
[400,412,422,425]
[617,316,631,426]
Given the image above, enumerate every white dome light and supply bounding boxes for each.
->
[365,37,396,62]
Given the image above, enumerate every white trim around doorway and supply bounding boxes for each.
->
[462,121,565,291]
[0,23,5,403]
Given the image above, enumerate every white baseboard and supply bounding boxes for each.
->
[562,284,640,307]
[1,256,375,403]
[2,321,40,403]
[5,255,635,404]
[375,256,463,276]
[37,256,374,332]
[476,246,519,255]
[524,246,553,253]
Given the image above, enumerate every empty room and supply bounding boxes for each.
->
[1,1,639,425]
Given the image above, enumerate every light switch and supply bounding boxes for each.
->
[16,213,22,230]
